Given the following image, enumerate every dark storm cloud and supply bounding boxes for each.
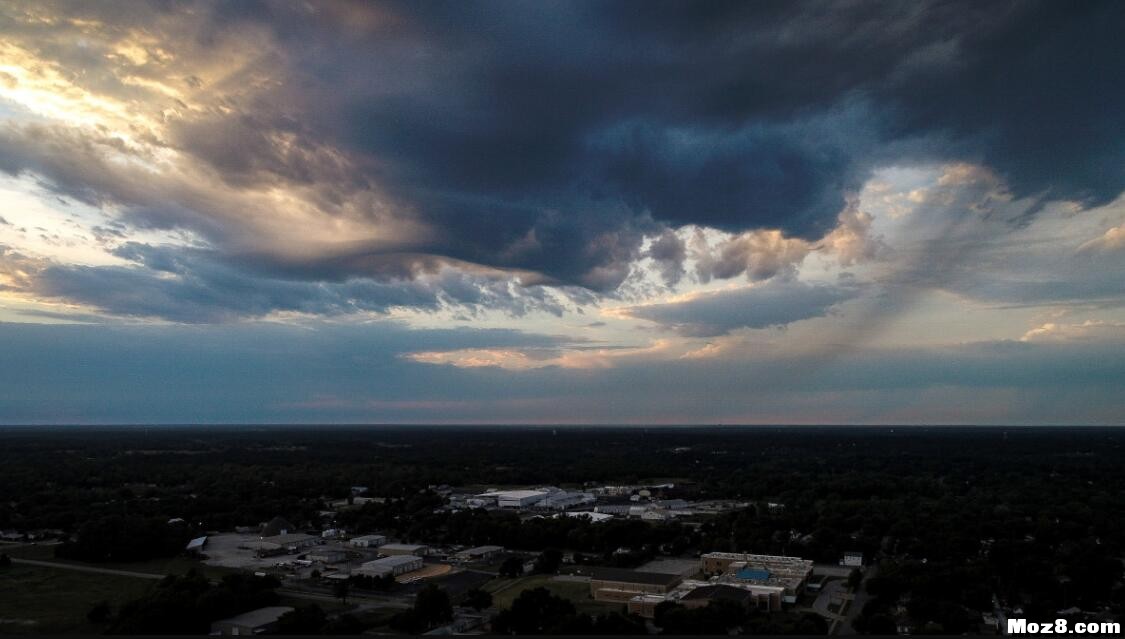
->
[26,242,571,322]
[2,0,1124,302]
[256,0,1124,287]
[621,278,859,337]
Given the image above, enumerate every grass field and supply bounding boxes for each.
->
[0,564,156,634]
[486,574,623,616]
[2,543,239,579]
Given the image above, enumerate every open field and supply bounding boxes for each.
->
[0,564,156,634]
[487,574,623,616]
[3,543,240,580]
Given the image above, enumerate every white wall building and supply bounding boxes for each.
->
[356,554,423,578]
[349,534,387,548]
[478,489,549,508]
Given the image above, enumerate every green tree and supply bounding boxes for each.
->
[462,588,493,611]
[533,548,562,574]
[332,579,350,605]
[414,584,453,629]
[276,605,328,634]
[491,587,578,634]
[848,568,863,591]
[499,556,524,578]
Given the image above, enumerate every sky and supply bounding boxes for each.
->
[0,0,1123,425]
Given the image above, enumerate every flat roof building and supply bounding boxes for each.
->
[700,552,814,604]
[455,545,504,562]
[349,534,387,548]
[378,543,429,557]
[478,489,549,508]
[680,584,783,612]
[260,533,318,550]
[356,554,424,578]
[587,567,683,603]
[210,606,293,636]
[307,549,348,564]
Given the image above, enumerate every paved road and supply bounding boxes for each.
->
[838,565,878,635]
[812,580,848,621]
[11,558,167,580]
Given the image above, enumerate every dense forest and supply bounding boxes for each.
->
[1,426,1123,633]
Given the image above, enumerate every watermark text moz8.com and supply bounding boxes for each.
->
[1009,619,1120,634]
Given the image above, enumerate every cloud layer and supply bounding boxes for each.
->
[1,2,1124,424]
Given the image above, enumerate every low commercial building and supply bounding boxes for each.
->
[356,554,424,578]
[680,584,783,612]
[378,543,429,557]
[626,594,667,618]
[243,540,283,557]
[478,489,549,508]
[210,606,293,636]
[260,533,318,551]
[636,559,700,579]
[840,551,864,567]
[306,549,348,564]
[588,567,683,603]
[349,534,387,548]
[538,491,595,510]
[455,545,504,562]
[700,552,814,604]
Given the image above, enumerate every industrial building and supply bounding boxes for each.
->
[478,489,550,508]
[377,542,429,556]
[700,552,814,603]
[625,578,787,618]
[587,567,684,603]
[349,534,387,548]
[680,584,782,611]
[306,549,348,564]
[559,511,614,523]
[455,545,504,562]
[259,532,318,551]
[538,490,595,510]
[210,606,293,636]
[355,554,424,578]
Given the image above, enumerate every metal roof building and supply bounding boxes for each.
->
[210,606,294,636]
[356,554,423,578]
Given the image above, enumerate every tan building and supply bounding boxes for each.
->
[588,567,683,603]
[626,594,667,618]
[680,584,783,612]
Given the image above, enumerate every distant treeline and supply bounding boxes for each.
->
[1,426,1123,632]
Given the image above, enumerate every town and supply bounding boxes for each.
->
[2,426,1122,635]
